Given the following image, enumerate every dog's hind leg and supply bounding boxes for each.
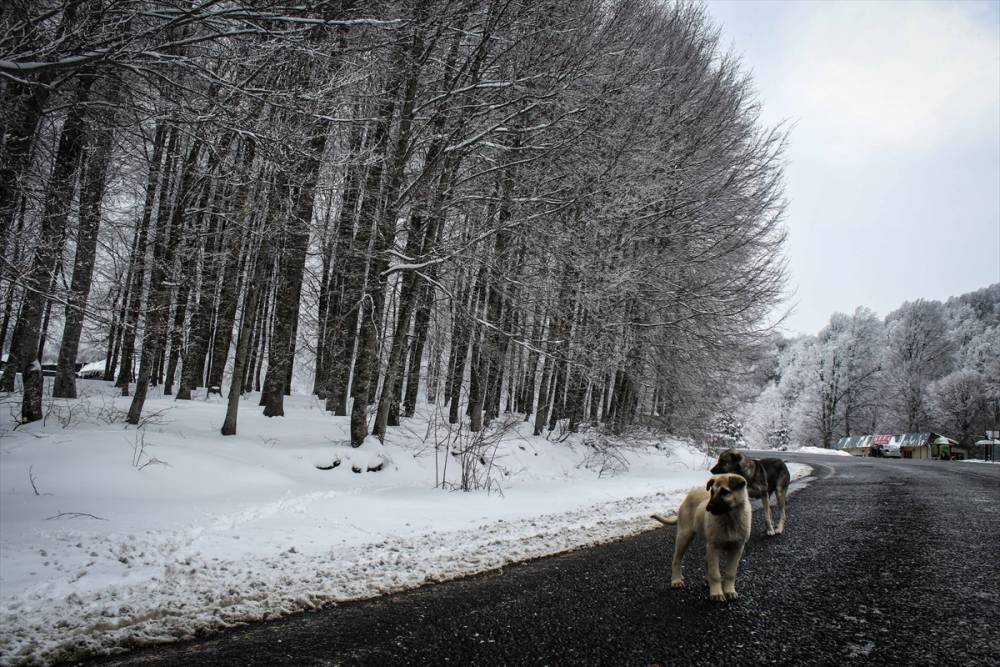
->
[671,527,694,589]
[722,543,745,600]
[704,544,725,602]
[761,493,776,536]
[774,486,787,534]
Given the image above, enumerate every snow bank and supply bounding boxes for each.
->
[0,381,811,665]
[794,446,854,457]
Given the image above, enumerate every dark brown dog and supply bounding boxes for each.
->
[710,448,790,535]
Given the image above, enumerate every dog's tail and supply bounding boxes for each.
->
[651,513,678,526]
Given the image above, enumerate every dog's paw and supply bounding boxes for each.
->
[725,590,739,600]
[774,526,784,535]
[709,592,727,602]
[766,528,776,536]
[671,579,685,589]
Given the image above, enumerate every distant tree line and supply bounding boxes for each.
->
[744,285,1000,451]
[1,0,787,445]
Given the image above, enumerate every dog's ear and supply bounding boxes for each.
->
[730,475,746,490]
[706,477,715,491]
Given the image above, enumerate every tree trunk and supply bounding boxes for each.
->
[116,120,170,395]
[222,178,279,435]
[533,349,553,437]
[375,94,458,430]
[589,379,602,426]
[480,147,519,426]
[36,264,60,363]
[346,9,435,445]
[105,225,142,381]
[261,125,325,417]
[372,264,420,438]
[468,326,485,432]
[0,204,28,362]
[52,92,116,398]
[206,157,258,392]
[175,174,231,399]
[319,116,368,414]
[403,279,433,417]
[506,312,523,414]
[0,283,18,359]
[520,312,544,419]
[0,80,51,238]
[372,201,435,438]
[11,79,92,421]
[104,283,123,380]
[162,177,214,396]
[402,171,453,416]
[567,368,587,432]
[161,277,191,396]
[126,134,202,424]
[547,355,567,432]
[311,186,342,397]
[243,271,270,391]
[335,112,392,436]
[447,266,484,425]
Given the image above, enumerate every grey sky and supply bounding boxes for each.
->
[705,0,1000,335]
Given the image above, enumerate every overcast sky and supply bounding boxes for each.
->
[705,0,1000,335]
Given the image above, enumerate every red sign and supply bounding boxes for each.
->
[872,434,893,445]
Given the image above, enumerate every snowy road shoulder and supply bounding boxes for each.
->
[0,383,812,666]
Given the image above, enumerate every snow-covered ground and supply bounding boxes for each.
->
[794,446,854,457]
[0,380,810,666]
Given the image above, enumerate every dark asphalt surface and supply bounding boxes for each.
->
[78,454,1000,666]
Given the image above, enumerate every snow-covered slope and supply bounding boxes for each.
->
[0,381,810,665]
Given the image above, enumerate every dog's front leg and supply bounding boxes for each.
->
[704,544,725,602]
[722,543,745,600]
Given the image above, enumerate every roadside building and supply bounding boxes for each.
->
[834,432,966,460]
[834,434,873,456]
[899,433,964,460]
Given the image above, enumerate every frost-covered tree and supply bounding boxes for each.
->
[883,300,955,432]
[958,326,1000,435]
[743,382,792,449]
[745,289,996,450]
[928,370,988,448]
[2,0,791,440]
[840,307,884,435]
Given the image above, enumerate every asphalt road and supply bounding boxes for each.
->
[80,454,1000,666]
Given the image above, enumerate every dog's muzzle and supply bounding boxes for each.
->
[706,501,728,515]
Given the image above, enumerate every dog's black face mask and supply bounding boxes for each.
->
[707,499,730,515]
[706,488,733,514]
[710,452,742,475]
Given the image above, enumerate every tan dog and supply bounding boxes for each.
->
[652,474,752,602]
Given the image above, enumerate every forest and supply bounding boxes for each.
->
[0,0,788,446]
[742,284,1000,452]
